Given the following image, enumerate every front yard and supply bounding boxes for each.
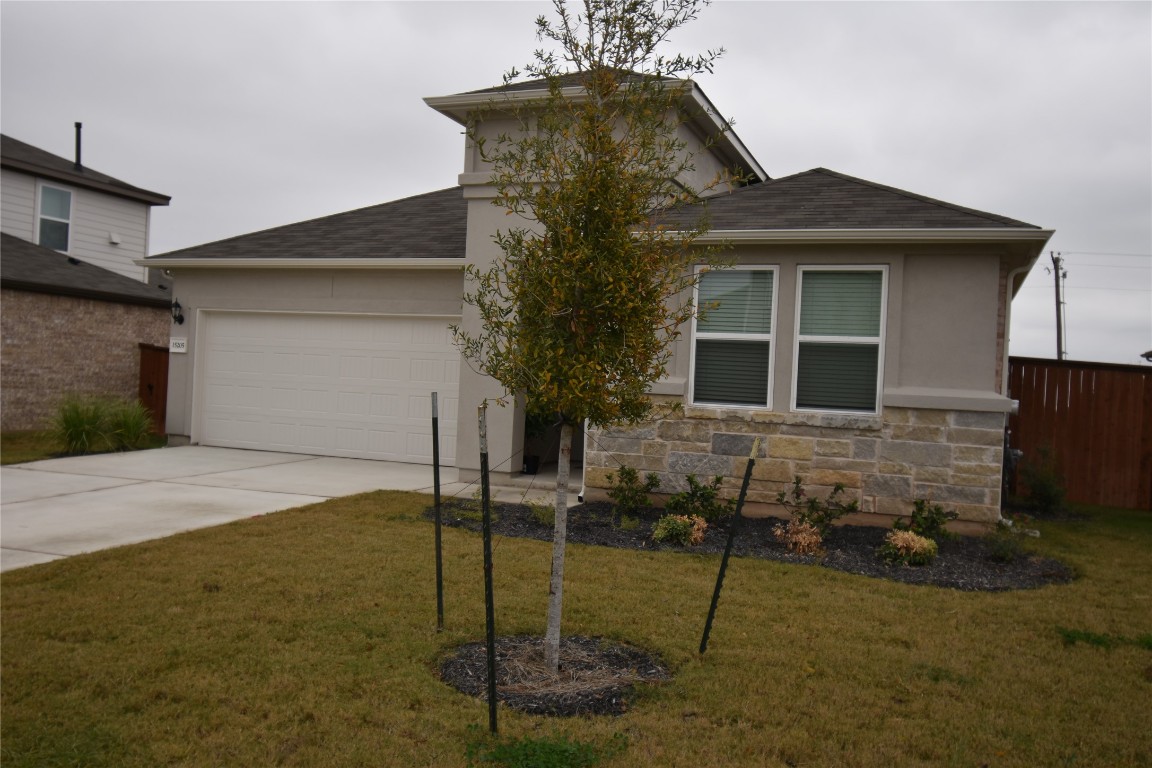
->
[1,491,1148,767]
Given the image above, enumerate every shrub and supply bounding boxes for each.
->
[985,521,1025,563]
[528,501,555,527]
[772,519,823,555]
[893,499,958,542]
[665,474,734,524]
[1019,446,1066,516]
[878,529,938,566]
[652,514,707,546]
[775,476,859,537]
[105,400,154,451]
[51,396,155,455]
[52,396,108,454]
[606,466,660,518]
[466,730,626,768]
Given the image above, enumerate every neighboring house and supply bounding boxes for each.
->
[1,133,173,431]
[145,79,1051,526]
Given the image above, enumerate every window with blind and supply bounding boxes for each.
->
[793,268,886,413]
[37,184,72,253]
[690,267,776,407]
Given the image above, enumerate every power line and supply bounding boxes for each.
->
[1059,251,1152,258]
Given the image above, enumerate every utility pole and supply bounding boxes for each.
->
[1049,251,1067,360]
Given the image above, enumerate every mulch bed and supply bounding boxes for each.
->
[431,499,1074,716]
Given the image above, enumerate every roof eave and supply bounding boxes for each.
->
[138,257,467,270]
[689,228,1054,249]
[1,158,171,206]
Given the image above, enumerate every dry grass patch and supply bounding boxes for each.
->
[2,492,1149,767]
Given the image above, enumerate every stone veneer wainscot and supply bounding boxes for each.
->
[584,399,1006,525]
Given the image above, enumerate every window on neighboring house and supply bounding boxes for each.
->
[690,267,777,408]
[793,267,886,413]
[37,184,72,252]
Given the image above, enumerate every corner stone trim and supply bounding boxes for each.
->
[586,406,1006,524]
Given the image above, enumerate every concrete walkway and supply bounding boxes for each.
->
[1,445,560,573]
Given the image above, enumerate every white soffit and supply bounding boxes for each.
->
[136,258,466,270]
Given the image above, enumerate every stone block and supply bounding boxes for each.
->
[910,409,950,427]
[768,435,815,461]
[950,503,1001,524]
[951,411,1006,430]
[642,440,669,458]
[809,468,861,489]
[954,446,996,464]
[598,423,658,439]
[890,425,946,443]
[596,436,643,454]
[913,483,988,505]
[947,427,1004,447]
[811,457,877,473]
[880,441,952,468]
[816,439,852,458]
[852,437,879,460]
[658,420,713,443]
[874,496,914,517]
[667,451,731,478]
[883,407,913,425]
[951,472,1002,489]
[752,459,795,483]
[953,462,1001,478]
[583,466,616,489]
[863,474,913,499]
[712,432,767,457]
[913,466,951,484]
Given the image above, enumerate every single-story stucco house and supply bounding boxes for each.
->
[144,77,1052,525]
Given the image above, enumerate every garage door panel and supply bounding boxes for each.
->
[199,313,459,465]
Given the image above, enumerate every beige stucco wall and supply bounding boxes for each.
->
[160,267,463,438]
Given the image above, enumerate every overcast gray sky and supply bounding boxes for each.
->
[2,0,1149,365]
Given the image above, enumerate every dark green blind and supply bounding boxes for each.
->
[698,270,773,334]
[799,270,882,337]
[795,342,878,411]
[694,339,770,406]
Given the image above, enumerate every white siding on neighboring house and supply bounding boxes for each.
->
[0,168,150,282]
[0,168,36,240]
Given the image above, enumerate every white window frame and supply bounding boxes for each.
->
[35,181,74,253]
[688,265,779,409]
[791,265,888,415]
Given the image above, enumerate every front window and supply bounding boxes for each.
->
[793,267,886,413]
[690,267,777,408]
[37,184,72,252]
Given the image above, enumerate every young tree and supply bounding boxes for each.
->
[454,0,735,673]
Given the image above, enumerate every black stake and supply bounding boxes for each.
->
[432,392,444,632]
[478,403,498,734]
[700,438,760,655]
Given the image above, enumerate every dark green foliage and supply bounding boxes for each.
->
[893,499,958,542]
[52,397,154,455]
[1056,627,1152,651]
[1020,446,1066,516]
[606,466,661,519]
[666,474,734,524]
[984,522,1025,564]
[775,476,859,537]
[652,513,707,546]
[466,730,626,768]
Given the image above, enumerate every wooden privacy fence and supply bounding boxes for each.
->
[1007,357,1152,510]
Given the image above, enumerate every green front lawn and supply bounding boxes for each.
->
[0,430,166,465]
[2,492,1149,767]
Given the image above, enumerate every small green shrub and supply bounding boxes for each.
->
[652,514,707,546]
[893,499,958,542]
[52,396,108,454]
[772,519,823,555]
[985,521,1025,563]
[775,476,859,537]
[528,501,555,527]
[878,529,938,566]
[104,400,154,451]
[1020,446,1066,516]
[606,466,660,518]
[466,730,626,768]
[665,474,734,524]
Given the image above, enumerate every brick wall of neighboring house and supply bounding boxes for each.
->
[584,398,1007,527]
[0,288,170,430]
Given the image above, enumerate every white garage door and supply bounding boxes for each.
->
[197,312,459,464]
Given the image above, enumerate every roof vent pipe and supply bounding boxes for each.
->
[74,122,82,170]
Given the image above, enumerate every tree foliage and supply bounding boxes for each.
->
[456,0,735,429]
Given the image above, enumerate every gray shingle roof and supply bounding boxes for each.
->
[464,69,670,94]
[148,186,466,261]
[660,168,1041,230]
[1,232,172,307]
[1,134,171,207]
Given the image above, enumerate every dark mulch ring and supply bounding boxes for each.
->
[440,635,669,717]
[430,500,1075,592]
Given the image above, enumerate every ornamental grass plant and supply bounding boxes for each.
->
[2,492,1149,767]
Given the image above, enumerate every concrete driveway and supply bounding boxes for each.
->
[0,446,488,573]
